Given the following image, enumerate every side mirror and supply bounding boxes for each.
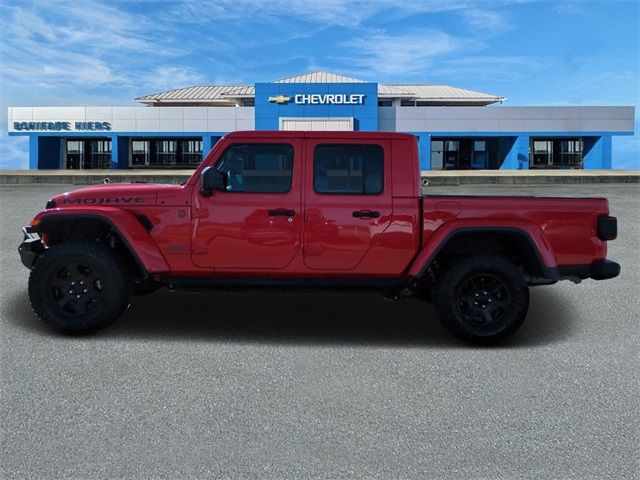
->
[200,166,226,196]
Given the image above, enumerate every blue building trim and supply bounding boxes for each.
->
[17,132,228,169]
[8,124,632,170]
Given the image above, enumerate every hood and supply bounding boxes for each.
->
[50,183,172,208]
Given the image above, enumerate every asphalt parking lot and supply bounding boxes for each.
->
[1,183,638,479]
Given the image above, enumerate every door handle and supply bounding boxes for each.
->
[352,210,380,219]
[268,209,296,216]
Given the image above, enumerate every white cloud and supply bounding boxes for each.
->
[341,29,470,78]
[0,132,29,170]
[143,67,206,91]
[463,8,509,31]
[554,2,587,15]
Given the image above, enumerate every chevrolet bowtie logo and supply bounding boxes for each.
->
[268,95,292,104]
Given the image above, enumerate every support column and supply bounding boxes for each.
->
[502,135,529,170]
[111,136,130,169]
[29,136,39,169]
[418,134,431,171]
[36,137,62,169]
[583,135,611,169]
[202,135,212,160]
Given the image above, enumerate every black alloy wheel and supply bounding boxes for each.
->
[433,255,529,344]
[28,243,132,334]
[456,274,511,326]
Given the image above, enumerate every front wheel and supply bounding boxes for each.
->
[28,243,132,334]
[433,255,529,344]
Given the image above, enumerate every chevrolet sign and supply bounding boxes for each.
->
[268,93,366,105]
[295,94,365,105]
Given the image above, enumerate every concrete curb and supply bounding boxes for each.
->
[0,170,638,186]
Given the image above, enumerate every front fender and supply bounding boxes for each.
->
[34,207,170,274]
[408,219,558,278]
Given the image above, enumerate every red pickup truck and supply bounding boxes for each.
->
[19,131,620,343]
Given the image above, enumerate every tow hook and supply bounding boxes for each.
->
[18,226,45,269]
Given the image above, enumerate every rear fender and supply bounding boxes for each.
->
[34,207,170,274]
[409,219,559,279]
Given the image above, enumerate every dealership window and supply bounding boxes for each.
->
[65,138,111,169]
[559,139,582,166]
[432,137,503,170]
[130,138,203,168]
[378,100,392,106]
[131,140,150,166]
[215,143,293,193]
[156,140,177,165]
[530,138,583,169]
[532,140,553,167]
[87,140,111,169]
[473,141,486,169]
[313,144,384,194]
[431,141,444,170]
[444,140,459,169]
[181,139,203,165]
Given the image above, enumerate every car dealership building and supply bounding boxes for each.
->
[7,71,635,171]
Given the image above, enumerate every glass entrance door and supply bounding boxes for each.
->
[432,138,500,170]
[65,139,111,169]
[66,140,83,169]
[530,138,583,169]
[130,138,203,168]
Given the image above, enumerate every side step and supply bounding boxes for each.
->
[159,276,411,295]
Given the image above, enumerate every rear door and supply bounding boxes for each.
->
[191,139,302,269]
[303,139,392,270]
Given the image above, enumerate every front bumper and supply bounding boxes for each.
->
[18,226,45,269]
[559,259,621,282]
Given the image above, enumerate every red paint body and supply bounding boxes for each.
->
[33,131,613,282]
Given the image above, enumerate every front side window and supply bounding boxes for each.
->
[313,144,384,194]
[216,143,293,193]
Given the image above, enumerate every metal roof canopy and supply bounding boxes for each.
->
[136,70,506,106]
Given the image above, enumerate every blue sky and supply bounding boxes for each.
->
[0,0,638,168]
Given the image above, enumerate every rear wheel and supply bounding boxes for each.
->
[28,243,132,334]
[433,255,529,344]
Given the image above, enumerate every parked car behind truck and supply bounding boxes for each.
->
[19,131,620,343]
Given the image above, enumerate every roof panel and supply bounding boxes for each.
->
[272,71,367,83]
[384,84,504,101]
[135,72,505,105]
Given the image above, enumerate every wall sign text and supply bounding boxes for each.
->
[13,121,112,132]
[294,94,365,105]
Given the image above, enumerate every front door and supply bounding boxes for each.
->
[303,140,392,270]
[192,140,302,269]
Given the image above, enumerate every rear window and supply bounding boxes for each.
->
[313,144,384,194]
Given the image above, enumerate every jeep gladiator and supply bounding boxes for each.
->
[19,131,620,343]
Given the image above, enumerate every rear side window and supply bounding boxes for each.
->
[216,143,293,193]
[313,144,384,194]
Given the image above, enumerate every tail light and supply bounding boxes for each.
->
[597,215,617,241]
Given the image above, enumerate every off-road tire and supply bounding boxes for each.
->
[28,242,132,334]
[433,255,529,344]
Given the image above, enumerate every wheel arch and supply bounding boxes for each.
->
[410,224,560,283]
[35,209,170,275]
